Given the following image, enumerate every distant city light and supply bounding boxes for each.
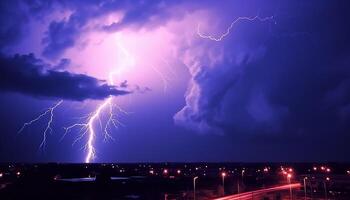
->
[177,170,181,174]
[287,174,292,178]
[149,170,154,175]
[0,172,3,178]
[53,175,59,180]
[163,169,168,174]
[16,171,21,176]
[221,172,226,177]
[313,167,317,171]
[326,177,330,181]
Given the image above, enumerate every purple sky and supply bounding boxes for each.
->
[0,0,350,163]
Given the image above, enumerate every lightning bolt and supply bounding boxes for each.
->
[151,65,171,93]
[150,58,177,94]
[64,36,134,163]
[17,14,272,162]
[18,100,63,149]
[197,15,274,41]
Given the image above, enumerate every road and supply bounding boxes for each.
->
[214,183,301,200]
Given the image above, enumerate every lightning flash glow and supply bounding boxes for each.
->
[18,14,273,163]
[64,37,134,163]
[20,36,134,163]
[151,65,170,93]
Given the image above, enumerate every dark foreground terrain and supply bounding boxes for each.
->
[0,163,350,199]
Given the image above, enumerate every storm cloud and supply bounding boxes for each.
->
[0,1,29,51]
[1,0,350,162]
[0,53,129,101]
[38,0,189,59]
[175,0,350,141]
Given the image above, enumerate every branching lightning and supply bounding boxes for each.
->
[17,14,273,163]
[197,15,274,41]
[18,100,63,149]
[18,14,270,163]
[64,37,134,163]
[18,36,134,163]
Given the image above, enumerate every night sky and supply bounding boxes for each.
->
[0,0,350,163]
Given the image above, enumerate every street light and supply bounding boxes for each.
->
[193,176,198,200]
[287,174,292,200]
[324,177,330,200]
[222,172,226,196]
[241,169,245,192]
[303,177,308,200]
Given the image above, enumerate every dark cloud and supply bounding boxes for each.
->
[175,0,350,142]
[42,19,82,59]
[0,1,29,51]
[1,0,350,161]
[119,80,128,88]
[0,53,130,101]
[0,0,187,58]
[175,17,275,134]
[39,0,189,59]
[53,58,70,70]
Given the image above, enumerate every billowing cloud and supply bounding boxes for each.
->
[0,53,130,101]
[174,0,350,140]
[2,0,350,141]
[39,0,190,59]
[42,18,82,59]
[174,17,274,134]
